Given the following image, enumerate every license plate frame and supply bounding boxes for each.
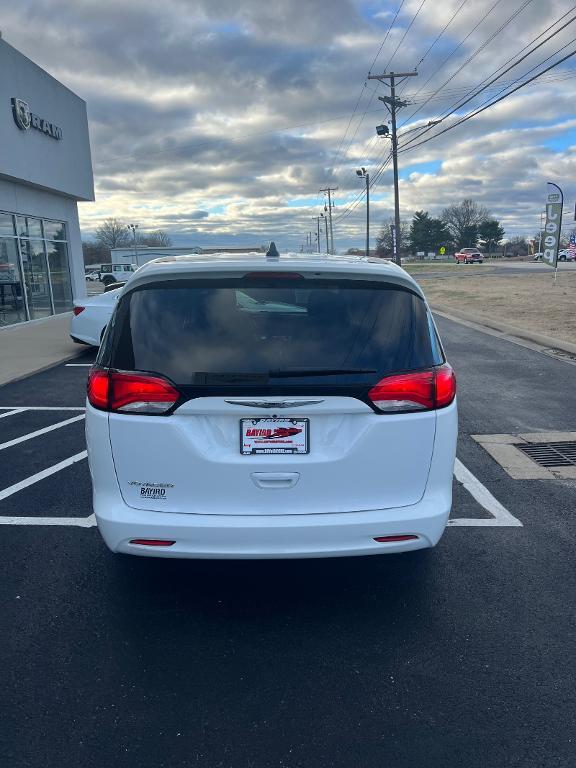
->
[240,417,310,455]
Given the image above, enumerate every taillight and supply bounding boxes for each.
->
[435,364,457,408]
[73,306,85,316]
[87,369,180,414]
[368,364,456,413]
[87,369,109,409]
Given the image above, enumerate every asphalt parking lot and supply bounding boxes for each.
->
[2,316,576,768]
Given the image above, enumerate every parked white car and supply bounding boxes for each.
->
[70,286,120,346]
[86,247,457,559]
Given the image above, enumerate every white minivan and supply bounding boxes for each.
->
[86,247,457,559]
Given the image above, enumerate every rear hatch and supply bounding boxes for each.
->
[101,270,443,515]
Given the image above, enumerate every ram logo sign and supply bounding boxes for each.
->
[11,97,63,140]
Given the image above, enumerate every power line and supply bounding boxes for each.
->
[329,0,407,180]
[368,0,408,74]
[398,47,576,154]
[399,12,576,151]
[399,3,576,134]
[398,0,506,121]
[381,0,429,71]
[398,0,535,131]
[331,0,429,179]
[417,0,472,68]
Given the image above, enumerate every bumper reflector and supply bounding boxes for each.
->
[373,535,419,543]
[129,539,176,547]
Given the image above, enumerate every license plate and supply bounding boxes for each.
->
[240,418,309,455]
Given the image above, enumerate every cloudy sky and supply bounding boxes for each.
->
[5,0,576,250]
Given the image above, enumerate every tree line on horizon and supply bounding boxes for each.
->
[82,218,172,265]
[374,199,506,258]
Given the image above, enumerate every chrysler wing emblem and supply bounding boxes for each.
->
[225,399,324,408]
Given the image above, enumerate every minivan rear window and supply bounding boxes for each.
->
[106,277,441,387]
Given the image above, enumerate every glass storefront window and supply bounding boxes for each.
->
[43,220,67,240]
[15,216,28,239]
[47,241,73,314]
[0,211,73,325]
[20,239,53,320]
[0,237,26,326]
[27,218,43,239]
[0,214,15,236]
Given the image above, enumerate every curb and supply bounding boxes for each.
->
[0,349,89,388]
[432,304,576,357]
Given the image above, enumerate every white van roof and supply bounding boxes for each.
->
[127,252,424,297]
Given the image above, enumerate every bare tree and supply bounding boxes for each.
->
[138,230,172,247]
[441,200,491,249]
[94,218,131,251]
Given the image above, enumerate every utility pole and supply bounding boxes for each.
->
[356,168,369,258]
[320,212,329,253]
[319,187,338,254]
[368,70,417,266]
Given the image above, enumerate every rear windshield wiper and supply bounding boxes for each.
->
[268,368,377,378]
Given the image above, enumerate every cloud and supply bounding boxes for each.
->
[3,0,576,250]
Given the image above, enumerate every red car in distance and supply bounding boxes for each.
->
[454,248,483,264]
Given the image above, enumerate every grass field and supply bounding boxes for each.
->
[416,269,576,344]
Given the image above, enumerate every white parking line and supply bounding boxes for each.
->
[0,451,88,502]
[0,414,85,452]
[0,408,27,419]
[65,364,92,367]
[0,514,96,527]
[0,406,85,411]
[448,459,523,527]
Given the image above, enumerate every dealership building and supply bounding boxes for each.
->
[0,35,93,326]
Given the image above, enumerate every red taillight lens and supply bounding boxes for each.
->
[87,369,110,409]
[87,369,180,414]
[73,306,85,316]
[368,364,456,413]
[435,364,457,408]
[110,372,179,413]
[129,539,176,547]
[368,371,435,412]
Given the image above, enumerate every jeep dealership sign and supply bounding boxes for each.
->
[11,97,62,140]
[543,183,563,268]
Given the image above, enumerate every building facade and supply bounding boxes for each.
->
[0,36,93,326]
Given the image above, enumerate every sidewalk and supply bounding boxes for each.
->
[0,313,84,386]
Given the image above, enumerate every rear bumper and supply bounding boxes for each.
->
[95,493,451,559]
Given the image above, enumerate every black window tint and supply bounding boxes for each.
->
[111,278,437,387]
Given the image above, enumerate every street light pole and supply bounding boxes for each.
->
[356,168,369,258]
[127,223,139,267]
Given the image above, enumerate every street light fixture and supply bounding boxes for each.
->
[127,223,139,267]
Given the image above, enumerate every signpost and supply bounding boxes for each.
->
[543,182,563,280]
